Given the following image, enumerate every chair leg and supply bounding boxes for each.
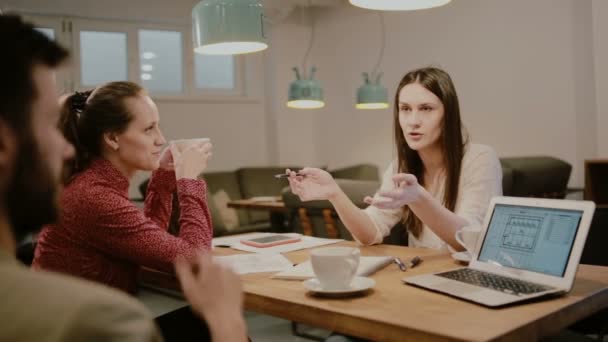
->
[291,321,325,341]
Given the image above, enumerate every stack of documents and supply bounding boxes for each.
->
[272,256,394,280]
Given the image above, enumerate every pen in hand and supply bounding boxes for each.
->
[274,172,305,179]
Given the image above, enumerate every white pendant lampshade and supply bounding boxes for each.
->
[192,0,268,55]
[349,0,451,11]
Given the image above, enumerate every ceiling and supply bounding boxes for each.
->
[263,0,344,23]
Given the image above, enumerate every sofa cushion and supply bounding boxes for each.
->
[237,167,301,223]
[330,164,380,181]
[211,190,240,231]
[201,171,250,225]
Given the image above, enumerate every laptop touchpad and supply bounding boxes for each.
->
[434,281,482,295]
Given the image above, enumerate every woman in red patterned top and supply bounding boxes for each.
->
[33,81,213,294]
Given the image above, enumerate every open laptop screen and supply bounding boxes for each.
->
[478,204,583,277]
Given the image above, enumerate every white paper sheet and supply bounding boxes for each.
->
[214,253,294,275]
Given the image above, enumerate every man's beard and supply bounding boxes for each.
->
[6,138,59,244]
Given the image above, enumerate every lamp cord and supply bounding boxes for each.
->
[302,0,315,79]
[371,12,385,79]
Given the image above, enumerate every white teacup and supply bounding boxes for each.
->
[171,138,210,152]
[455,226,481,254]
[310,247,360,290]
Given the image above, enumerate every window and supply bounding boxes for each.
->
[20,15,246,100]
[195,54,235,89]
[138,30,183,93]
[79,31,128,86]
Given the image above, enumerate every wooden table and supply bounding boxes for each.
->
[227,197,287,213]
[140,242,608,341]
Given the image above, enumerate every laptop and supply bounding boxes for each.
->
[404,196,595,307]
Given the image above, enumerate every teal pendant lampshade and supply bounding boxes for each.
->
[192,0,268,55]
[356,72,388,109]
[349,0,451,11]
[287,67,324,109]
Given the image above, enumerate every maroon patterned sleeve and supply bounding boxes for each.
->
[143,169,177,230]
[79,179,212,272]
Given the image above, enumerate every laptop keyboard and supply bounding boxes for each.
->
[437,268,552,296]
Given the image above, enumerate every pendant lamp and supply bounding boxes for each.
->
[192,0,268,55]
[349,0,451,11]
[287,67,324,109]
[356,12,388,110]
[287,1,324,109]
[357,72,388,109]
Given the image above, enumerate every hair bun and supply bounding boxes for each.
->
[71,90,92,112]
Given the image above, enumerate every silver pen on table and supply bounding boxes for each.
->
[394,256,422,271]
[393,257,407,272]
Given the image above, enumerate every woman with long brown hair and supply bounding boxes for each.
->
[288,67,502,251]
[33,81,214,293]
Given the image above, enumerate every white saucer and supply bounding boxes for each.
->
[303,276,375,295]
[452,251,472,263]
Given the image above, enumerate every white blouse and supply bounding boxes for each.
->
[363,143,503,251]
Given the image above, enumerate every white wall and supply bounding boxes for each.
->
[4,0,607,192]
[593,0,608,157]
[268,0,605,187]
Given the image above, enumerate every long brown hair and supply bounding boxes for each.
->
[59,81,144,183]
[393,67,467,237]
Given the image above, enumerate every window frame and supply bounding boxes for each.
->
[71,19,133,91]
[19,14,252,103]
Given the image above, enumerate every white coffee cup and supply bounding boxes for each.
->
[171,138,210,152]
[455,226,481,254]
[310,247,360,290]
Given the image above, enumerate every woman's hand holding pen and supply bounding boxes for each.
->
[286,167,341,201]
[364,173,423,209]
